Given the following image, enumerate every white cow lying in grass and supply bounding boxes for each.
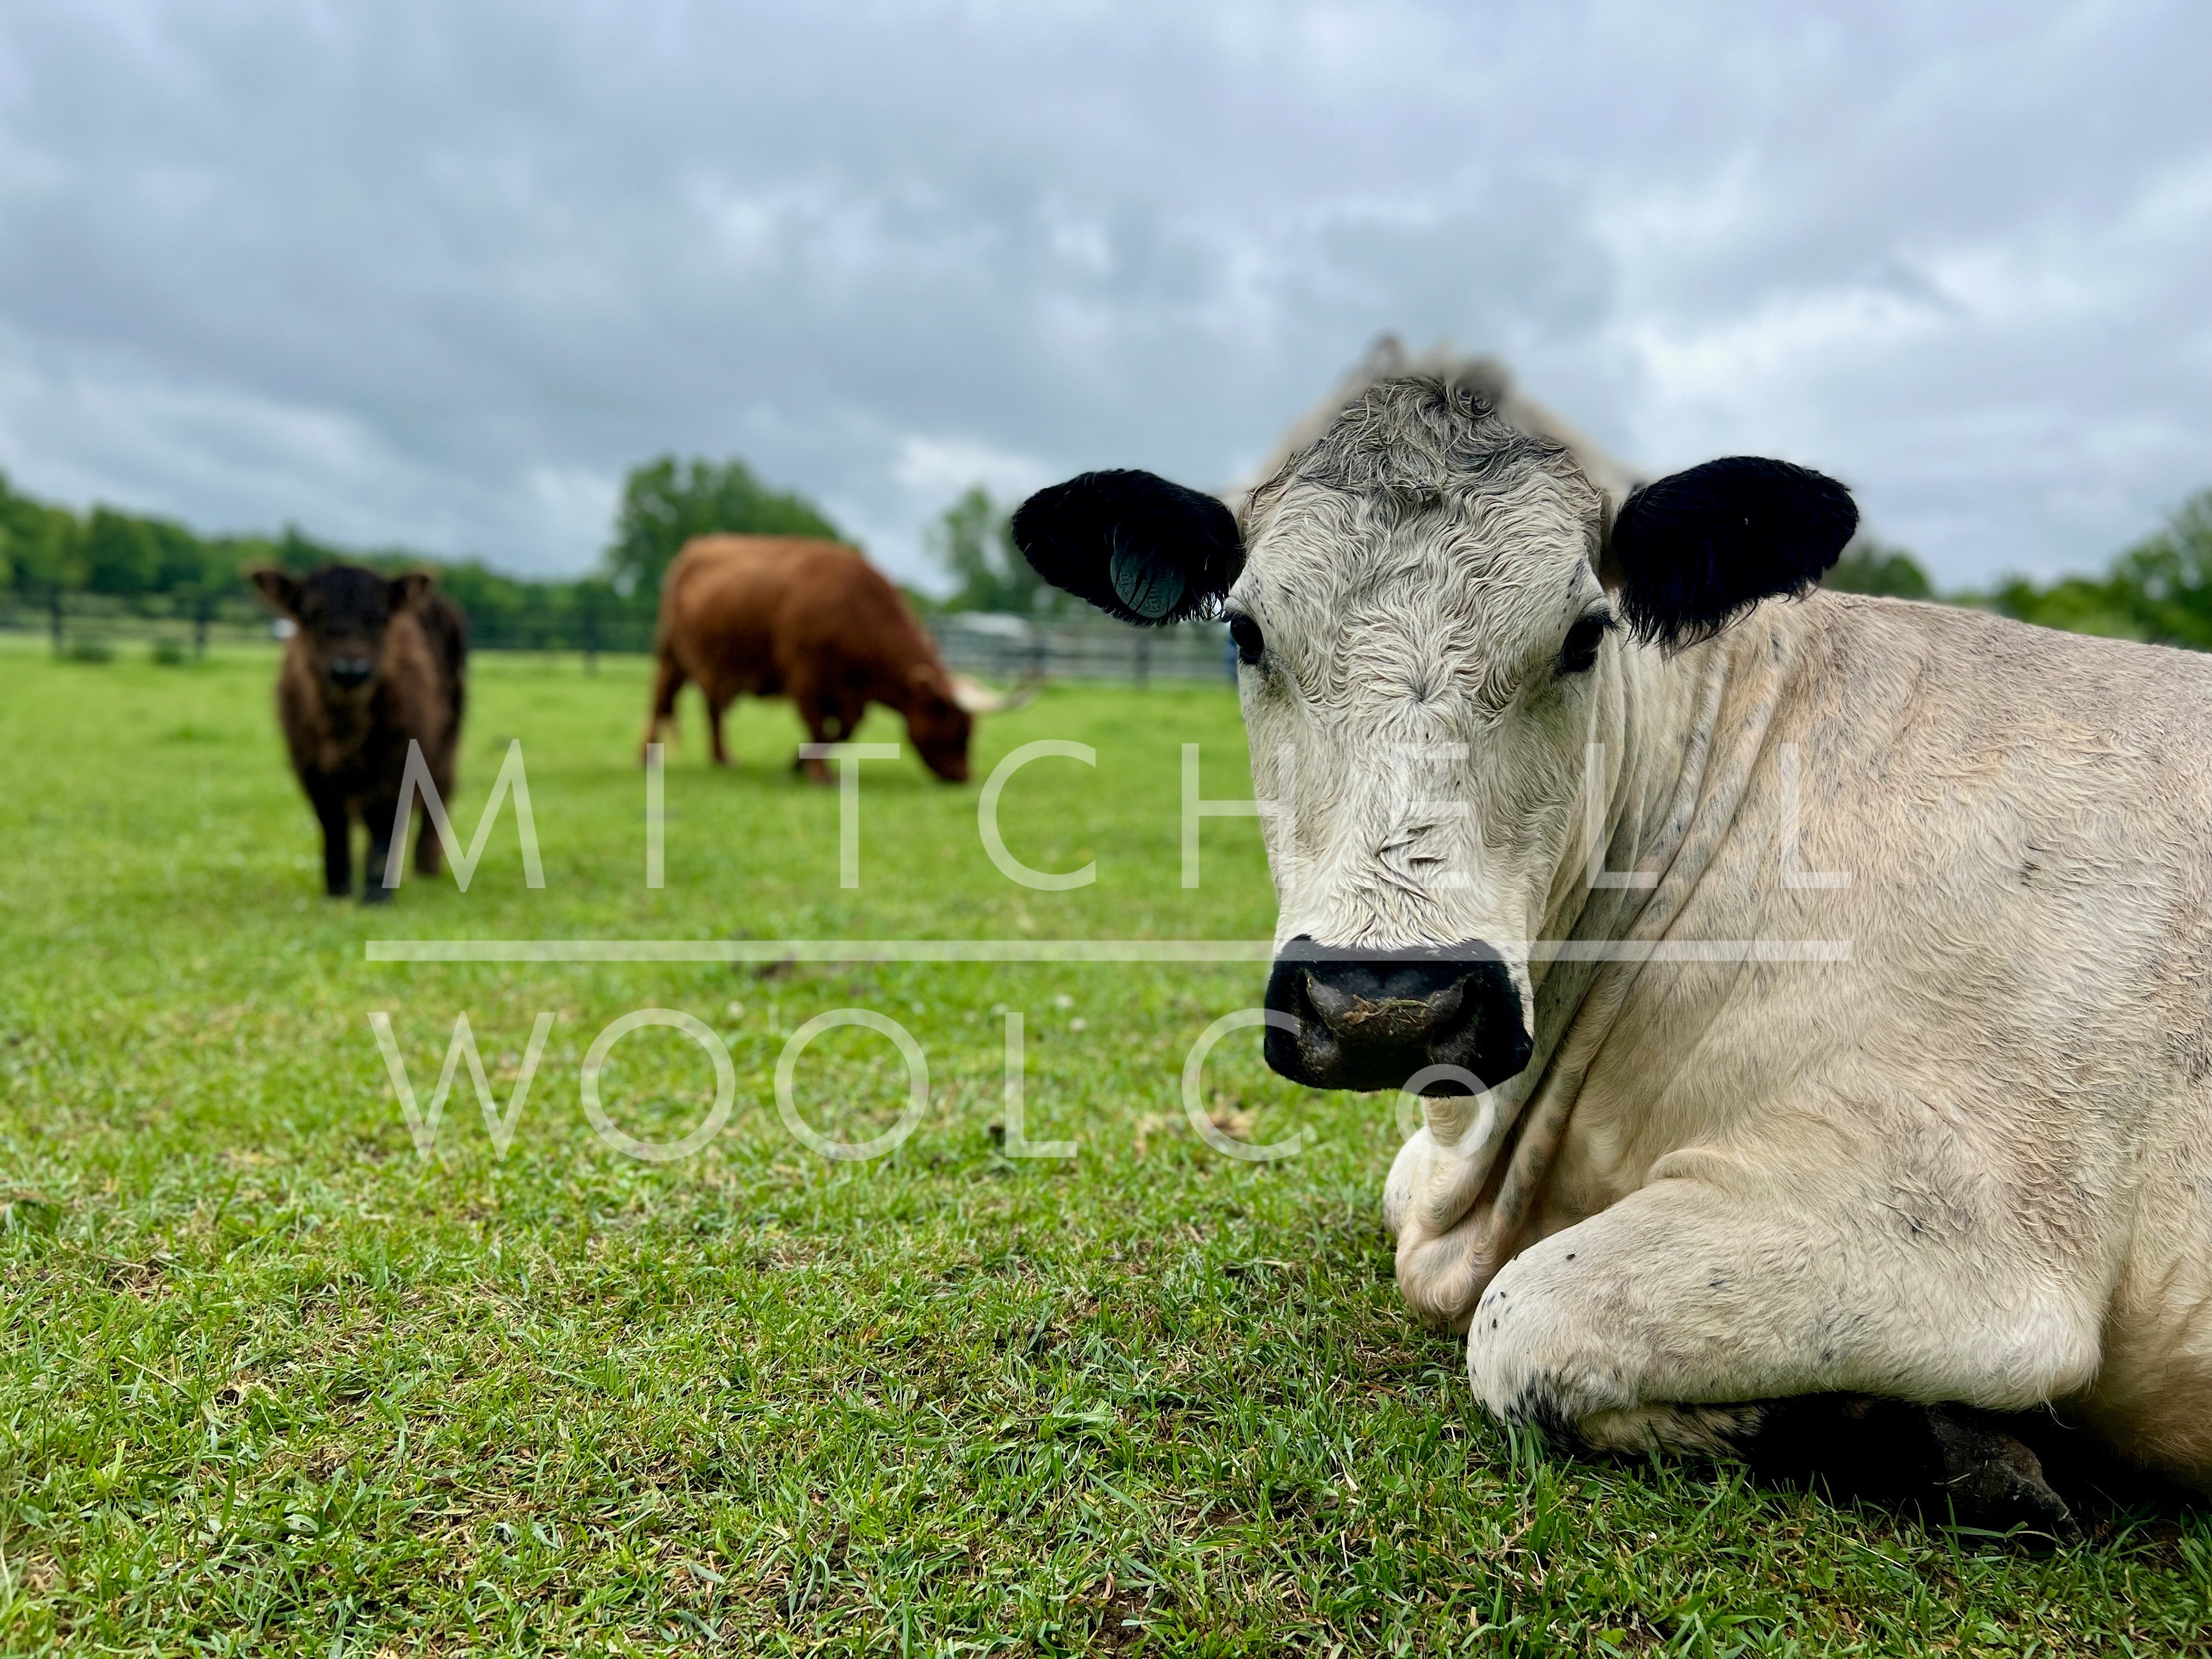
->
[1013,373,2212,1530]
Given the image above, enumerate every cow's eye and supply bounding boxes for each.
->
[1559,612,1614,675]
[1227,612,1265,666]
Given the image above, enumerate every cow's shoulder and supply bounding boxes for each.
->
[1772,588,2212,888]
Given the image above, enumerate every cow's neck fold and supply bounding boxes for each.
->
[1533,630,1734,968]
[1531,608,1810,1063]
[1517,617,1792,1149]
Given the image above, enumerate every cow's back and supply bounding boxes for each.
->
[658,535,923,697]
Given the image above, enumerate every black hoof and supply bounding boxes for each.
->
[360,883,395,905]
[1924,1404,2078,1539]
[1742,1395,2077,1542]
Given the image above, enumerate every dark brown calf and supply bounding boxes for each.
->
[252,565,467,902]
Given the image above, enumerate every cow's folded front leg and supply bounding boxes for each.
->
[1465,1171,2101,1531]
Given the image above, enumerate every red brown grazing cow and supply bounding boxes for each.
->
[641,534,1024,782]
[251,564,467,901]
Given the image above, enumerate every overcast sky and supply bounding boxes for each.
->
[1,1,2207,589]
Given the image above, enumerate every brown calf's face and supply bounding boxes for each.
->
[905,667,974,782]
[253,566,430,698]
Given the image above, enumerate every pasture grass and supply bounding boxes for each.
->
[2,636,2207,1656]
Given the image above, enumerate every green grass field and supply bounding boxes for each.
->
[2,638,2208,1656]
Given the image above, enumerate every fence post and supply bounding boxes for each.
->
[193,591,210,659]
[924,614,1265,686]
[48,585,63,657]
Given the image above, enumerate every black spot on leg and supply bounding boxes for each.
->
[1499,1383,1586,1449]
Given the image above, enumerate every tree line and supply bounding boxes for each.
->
[7,451,2210,651]
[0,455,851,652]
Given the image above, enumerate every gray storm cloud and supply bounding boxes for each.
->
[0,0,2205,586]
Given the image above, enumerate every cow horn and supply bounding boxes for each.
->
[949,672,1041,715]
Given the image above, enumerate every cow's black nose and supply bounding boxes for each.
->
[1262,936,1532,1094]
[328,657,375,689]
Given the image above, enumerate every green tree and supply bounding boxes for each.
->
[274,523,343,574]
[1,472,83,592]
[1978,490,2212,646]
[1822,537,1934,601]
[928,485,1062,614]
[2103,488,2212,650]
[604,456,843,597]
[145,518,208,592]
[1984,574,2143,640]
[82,508,162,596]
[209,534,275,591]
[0,471,36,592]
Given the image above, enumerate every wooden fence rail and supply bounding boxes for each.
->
[0,595,1235,685]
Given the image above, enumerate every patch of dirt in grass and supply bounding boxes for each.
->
[1084,1575,1159,1654]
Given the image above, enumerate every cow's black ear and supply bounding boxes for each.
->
[1011,469,1242,626]
[250,566,302,619]
[1604,457,1857,648]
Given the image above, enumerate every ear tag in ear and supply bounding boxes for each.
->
[1109,535,1187,620]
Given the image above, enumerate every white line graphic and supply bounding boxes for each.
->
[365,938,1852,965]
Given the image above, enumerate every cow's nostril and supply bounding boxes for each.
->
[1304,977,1358,1027]
[1305,974,1467,1040]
